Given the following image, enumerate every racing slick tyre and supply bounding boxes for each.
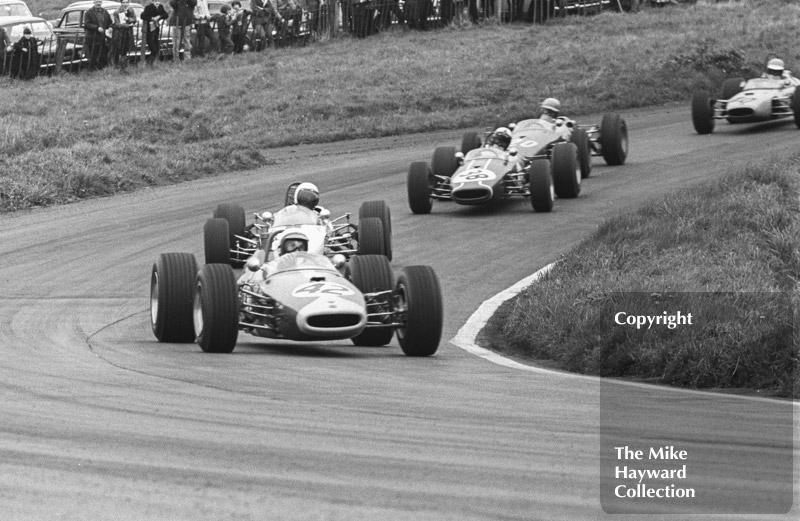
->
[432,146,459,178]
[194,263,239,353]
[528,159,554,213]
[284,182,301,207]
[407,161,434,214]
[793,89,800,129]
[599,113,628,166]
[358,200,392,261]
[395,266,443,357]
[204,218,232,265]
[691,92,715,135]
[150,252,198,343]
[721,77,744,100]
[349,254,395,347]
[551,142,581,199]
[212,203,246,267]
[571,127,592,178]
[357,217,386,256]
[461,132,482,154]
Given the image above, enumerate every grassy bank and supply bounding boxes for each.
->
[497,153,800,397]
[2,0,800,211]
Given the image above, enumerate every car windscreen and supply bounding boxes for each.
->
[7,20,51,40]
[743,78,782,90]
[0,3,32,16]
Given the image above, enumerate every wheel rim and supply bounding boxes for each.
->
[149,271,159,327]
[193,282,204,338]
[394,283,408,341]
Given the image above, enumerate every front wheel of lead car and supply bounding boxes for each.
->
[691,92,715,135]
[151,252,198,343]
[350,254,395,347]
[194,263,239,353]
[394,266,443,357]
[407,161,434,214]
[551,142,581,199]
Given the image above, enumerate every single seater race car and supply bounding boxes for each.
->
[203,183,393,268]
[406,113,628,214]
[691,74,800,134]
[149,247,444,356]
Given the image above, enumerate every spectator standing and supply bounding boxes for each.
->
[110,0,136,71]
[169,0,196,61]
[10,27,39,79]
[193,0,212,57]
[276,0,301,42]
[230,0,248,53]
[0,24,10,75]
[250,0,279,51]
[215,3,233,55]
[141,0,169,64]
[84,0,112,70]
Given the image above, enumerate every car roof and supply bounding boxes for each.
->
[0,14,46,26]
[61,0,143,9]
[0,0,30,4]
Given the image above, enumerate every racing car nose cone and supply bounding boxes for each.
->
[296,297,367,337]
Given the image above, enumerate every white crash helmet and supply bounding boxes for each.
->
[541,98,561,117]
[766,58,785,78]
[278,230,309,256]
[488,127,512,150]
[294,182,319,210]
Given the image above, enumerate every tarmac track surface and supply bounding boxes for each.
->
[0,104,797,520]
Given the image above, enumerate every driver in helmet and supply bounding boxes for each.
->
[538,97,574,138]
[278,231,309,256]
[486,127,512,150]
[294,182,320,211]
[763,58,790,80]
[270,182,327,227]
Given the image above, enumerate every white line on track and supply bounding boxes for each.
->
[450,263,800,407]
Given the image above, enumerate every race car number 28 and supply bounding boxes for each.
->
[292,282,354,297]
[452,169,497,183]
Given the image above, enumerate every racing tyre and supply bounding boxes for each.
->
[194,263,239,353]
[204,218,231,265]
[551,142,581,199]
[150,252,198,343]
[691,92,715,135]
[407,161,433,214]
[721,77,744,100]
[284,182,301,207]
[528,159,554,213]
[357,217,386,256]
[358,201,392,261]
[349,255,395,346]
[461,132,482,154]
[431,146,458,178]
[793,89,800,129]
[212,203,246,267]
[599,113,628,166]
[571,127,592,178]
[395,266,443,357]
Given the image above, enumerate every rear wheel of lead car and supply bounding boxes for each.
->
[151,252,198,343]
[358,200,392,261]
[599,113,628,166]
[204,218,231,265]
[691,92,715,135]
[350,255,395,347]
[407,161,434,214]
[194,263,239,353]
[571,127,592,178]
[357,217,386,256]
[528,159,554,213]
[212,203,246,267]
[431,146,458,177]
[551,142,581,199]
[461,132,482,154]
[395,266,443,357]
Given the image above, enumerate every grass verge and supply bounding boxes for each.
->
[496,153,800,397]
[2,0,800,211]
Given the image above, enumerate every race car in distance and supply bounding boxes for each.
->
[203,182,393,268]
[149,247,443,356]
[691,72,800,134]
[406,112,628,214]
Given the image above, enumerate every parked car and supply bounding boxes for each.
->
[1,15,82,76]
[0,0,32,17]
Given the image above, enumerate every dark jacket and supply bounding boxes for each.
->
[141,3,169,31]
[10,36,39,79]
[84,6,113,41]
[169,0,197,26]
